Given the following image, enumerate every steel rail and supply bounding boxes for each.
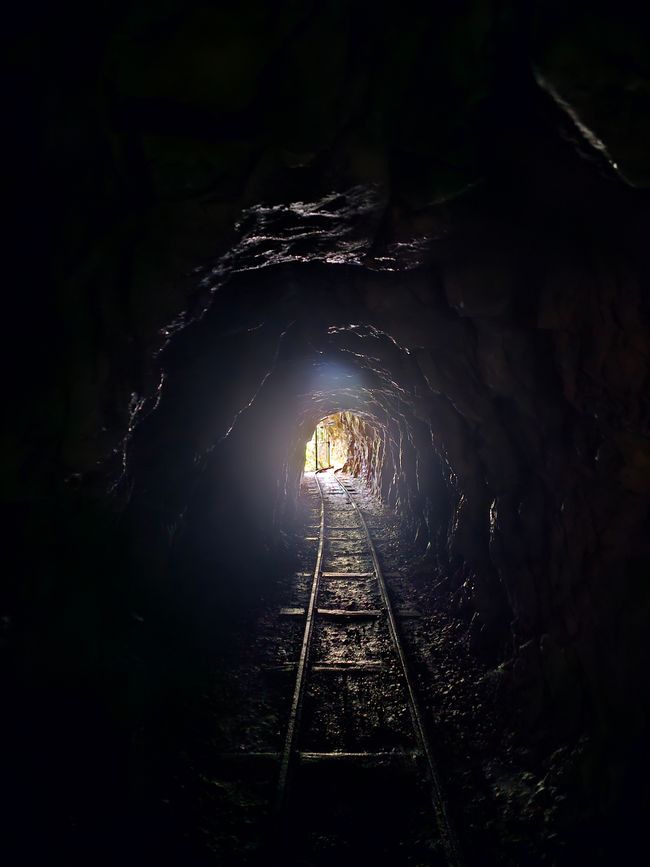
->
[274,472,326,811]
[332,473,464,867]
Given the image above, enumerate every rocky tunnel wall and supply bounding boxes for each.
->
[9,180,649,759]
[122,308,450,643]
[5,1,650,834]
[104,175,650,777]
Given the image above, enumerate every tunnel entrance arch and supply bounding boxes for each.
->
[301,411,386,486]
[304,413,355,472]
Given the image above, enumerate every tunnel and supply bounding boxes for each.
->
[4,2,650,865]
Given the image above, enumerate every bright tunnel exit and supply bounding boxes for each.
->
[304,414,351,472]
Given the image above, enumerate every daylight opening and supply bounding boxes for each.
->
[304,414,350,472]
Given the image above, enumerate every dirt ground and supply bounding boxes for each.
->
[151,472,586,866]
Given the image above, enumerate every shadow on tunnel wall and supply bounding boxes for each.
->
[4,0,650,863]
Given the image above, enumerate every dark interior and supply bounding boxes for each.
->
[4,2,650,864]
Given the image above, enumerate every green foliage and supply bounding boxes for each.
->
[304,413,352,471]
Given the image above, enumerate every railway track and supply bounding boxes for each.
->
[273,469,464,867]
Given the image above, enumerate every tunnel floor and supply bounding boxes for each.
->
[136,474,581,867]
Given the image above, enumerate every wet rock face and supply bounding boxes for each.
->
[116,169,650,752]
[532,0,650,187]
[6,0,650,822]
